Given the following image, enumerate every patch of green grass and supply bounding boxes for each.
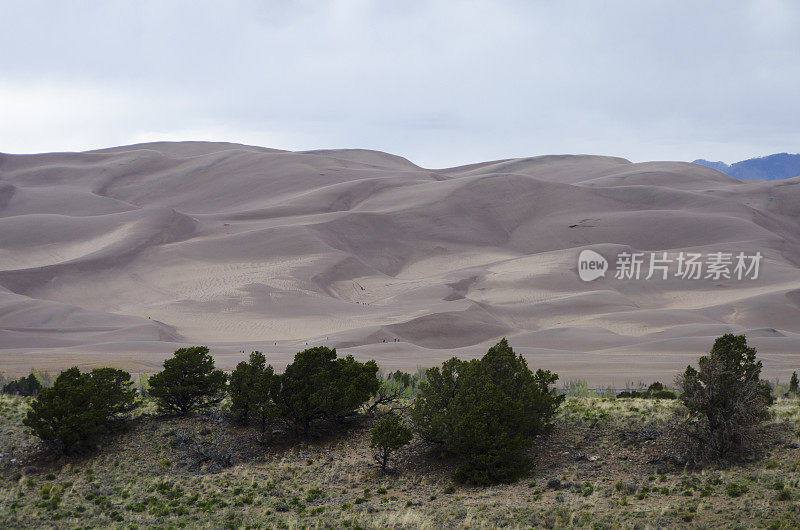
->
[305,487,324,502]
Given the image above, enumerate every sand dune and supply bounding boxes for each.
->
[1,142,799,385]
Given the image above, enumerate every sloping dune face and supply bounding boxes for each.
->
[1,142,799,383]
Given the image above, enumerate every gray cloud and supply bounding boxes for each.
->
[1,0,799,167]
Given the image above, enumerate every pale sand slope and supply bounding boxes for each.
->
[1,142,799,385]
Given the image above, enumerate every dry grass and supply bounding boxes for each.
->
[2,395,800,528]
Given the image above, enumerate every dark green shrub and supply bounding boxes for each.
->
[616,382,676,400]
[370,414,412,472]
[413,338,563,485]
[147,347,228,416]
[649,389,677,399]
[789,371,799,396]
[389,370,412,388]
[647,382,677,399]
[275,347,380,434]
[329,354,381,419]
[89,368,141,421]
[23,367,140,455]
[3,373,43,396]
[676,334,773,464]
[725,482,748,497]
[229,351,278,435]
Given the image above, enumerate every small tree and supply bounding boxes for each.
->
[229,351,278,437]
[789,372,799,395]
[329,354,382,421]
[370,414,412,472]
[413,339,564,485]
[676,334,773,464]
[388,370,415,390]
[90,367,140,422]
[3,373,43,396]
[148,347,228,416]
[275,347,380,435]
[230,352,258,425]
[249,360,279,439]
[23,367,140,455]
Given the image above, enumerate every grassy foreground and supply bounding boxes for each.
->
[2,395,800,528]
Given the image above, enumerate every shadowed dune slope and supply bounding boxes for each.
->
[1,142,799,384]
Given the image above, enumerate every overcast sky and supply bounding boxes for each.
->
[1,0,799,168]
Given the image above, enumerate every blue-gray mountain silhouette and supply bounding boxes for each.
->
[693,153,800,181]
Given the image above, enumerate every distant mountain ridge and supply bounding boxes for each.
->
[693,153,800,181]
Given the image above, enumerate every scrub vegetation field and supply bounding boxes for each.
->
[1,335,799,529]
[2,393,800,529]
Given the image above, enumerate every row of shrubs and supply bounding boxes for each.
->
[616,382,677,399]
[15,334,780,484]
[18,340,564,484]
[2,373,43,397]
